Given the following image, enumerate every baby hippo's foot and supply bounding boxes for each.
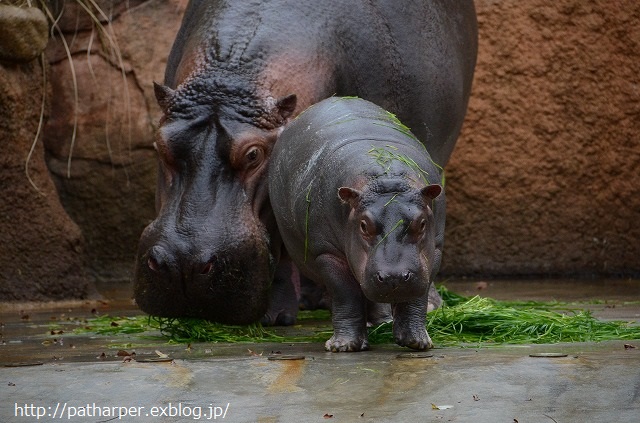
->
[394,325,433,351]
[325,334,370,352]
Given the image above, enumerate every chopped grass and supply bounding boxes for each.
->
[375,218,404,248]
[367,146,437,185]
[303,183,312,262]
[72,287,640,347]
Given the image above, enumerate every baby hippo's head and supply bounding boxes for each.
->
[339,179,442,303]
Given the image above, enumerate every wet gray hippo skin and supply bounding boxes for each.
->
[134,0,477,325]
[269,97,446,352]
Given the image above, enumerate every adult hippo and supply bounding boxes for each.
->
[134,0,477,325]
[270,97,446,351]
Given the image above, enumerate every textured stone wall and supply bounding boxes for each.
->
[0,4,90,300]
[441,0,640,277]
[43,0,186,282]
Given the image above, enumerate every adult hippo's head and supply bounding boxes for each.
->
[134,77,296,325]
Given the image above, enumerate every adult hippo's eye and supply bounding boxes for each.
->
[245,146,264,168]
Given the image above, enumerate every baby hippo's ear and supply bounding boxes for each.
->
[421,184,442,201]
[338,187,362,209]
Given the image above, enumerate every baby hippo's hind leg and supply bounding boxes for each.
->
[367,301,393,326]
[392,290,433,350]
[316,254,369,352]
[427,283,442,312]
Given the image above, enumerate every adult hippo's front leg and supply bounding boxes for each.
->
[261,254,300,326]
[392,288,434,350]
[316,254,369,352]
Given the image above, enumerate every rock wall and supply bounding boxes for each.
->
[43,0,186,282]
[0,5,90,300]
[441,0,640,277]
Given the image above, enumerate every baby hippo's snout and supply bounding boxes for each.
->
[364,263,428,303]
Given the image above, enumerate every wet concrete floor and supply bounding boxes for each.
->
[1,279,639,422]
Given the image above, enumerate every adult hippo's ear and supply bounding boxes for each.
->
[275,94,297,121]
[421,184,442,201]
[153,82,175,113]
[338,187,362,210]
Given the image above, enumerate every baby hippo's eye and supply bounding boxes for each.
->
[360,220,368,235]
[419,219,427,233]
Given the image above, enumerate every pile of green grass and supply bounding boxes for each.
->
[71,287,640,346]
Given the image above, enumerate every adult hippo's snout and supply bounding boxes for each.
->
[145,244,216,278]
[135,217,275,325]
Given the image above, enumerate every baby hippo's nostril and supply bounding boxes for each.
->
[403,271,413,282]
[376,271,385,283]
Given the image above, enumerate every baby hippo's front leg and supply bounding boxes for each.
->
[392,289,433,350]
[316,254,369,352]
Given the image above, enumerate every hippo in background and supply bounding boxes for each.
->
[269,97,446,352]
[134,0,477,326]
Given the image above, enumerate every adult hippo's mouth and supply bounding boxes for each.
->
[134,211,277,325]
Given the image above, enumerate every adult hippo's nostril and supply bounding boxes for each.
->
[148,256,160,272]
[199,255,218,275]
[376,271,385,283]
[200,262,213,275]
[403,271,413,282]
[147,245,170,273]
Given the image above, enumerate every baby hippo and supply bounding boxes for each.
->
[269,97,445,352]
